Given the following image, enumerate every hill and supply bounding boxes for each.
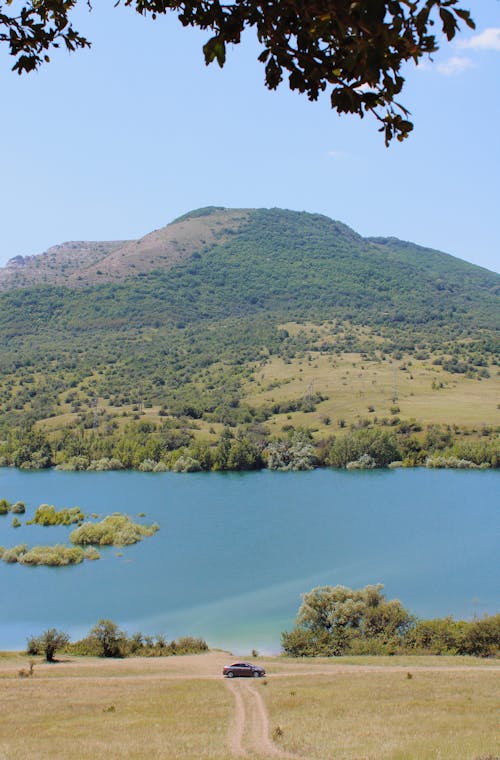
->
[0,207,498,469]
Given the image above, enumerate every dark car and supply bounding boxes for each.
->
[223,662,266,678]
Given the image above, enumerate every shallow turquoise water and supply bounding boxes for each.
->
[0,468,498,653]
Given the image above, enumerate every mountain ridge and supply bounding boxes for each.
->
[2,207,497,292]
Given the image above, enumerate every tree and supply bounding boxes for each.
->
[0,1,474,143]
[282,584,413,655]
[328,428,400,468]
[27,628,70,662]
[89,619,125,658]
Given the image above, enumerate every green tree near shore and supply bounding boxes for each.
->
[89,620,125,658]
[282,584,413,656]
[27,628,70,662]
[282,585,500,657]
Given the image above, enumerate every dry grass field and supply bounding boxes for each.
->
[26,315,499,446]
[243,344,499,438]
[33,345,500,445]
[0,652,498,759]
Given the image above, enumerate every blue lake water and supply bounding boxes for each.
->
[0,468,498,653]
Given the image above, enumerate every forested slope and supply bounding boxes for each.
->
[0,207,498,470]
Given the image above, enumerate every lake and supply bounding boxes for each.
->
[0,468,498,653]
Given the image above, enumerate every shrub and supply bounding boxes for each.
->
[27,504,85,526]
[64,636,102,657]
[462,614,500,657]
[18,545,86,566]
[329,428,400,468]
[87,458,124,471]
[172,455,202,473]
[0,498,10,515]
[138,459,156,472]
[403,617,465,654]
[55,456,89,471]
[1,544,28,563]
[153,461,168,472]
[0,542,99,566]
[346,453,377,470]
[265,431,316,471]
[83,546,101,561]
[70,514,159,547]
[425,456,489,469]
[169,636,208,655]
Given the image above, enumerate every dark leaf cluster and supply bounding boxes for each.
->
[1,1,474,141]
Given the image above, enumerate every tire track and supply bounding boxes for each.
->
[225,679,248,757]
[225,679,307,759]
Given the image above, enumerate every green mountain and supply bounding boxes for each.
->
[0,206,498,466]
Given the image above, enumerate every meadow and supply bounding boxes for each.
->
[0,651,498,759]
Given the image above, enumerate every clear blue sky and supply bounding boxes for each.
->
[1,1,499,272]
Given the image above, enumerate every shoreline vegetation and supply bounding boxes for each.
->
[0,422,498,474]
[0,503,159,566]
[25,620,208,661]
[13,585,500,661]
[281,585,500,659]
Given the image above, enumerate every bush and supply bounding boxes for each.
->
[1,544,28,563]
[172,455,202,473]
[64,636,102,657]
[169,636,209,655]
[281,627,342,657]
[55,456,89,471]
[329,429,400,468]
[18,545,86,566]
[0,498,10,515]
[425,456,489,470]
[27,504,85,526]
[346,453,377,470]
[403,617,466,655]
[138,459,156,472]
[153,461,168,472]
[462,615,500,657]
[70,514,159,547]
[66,628,209,658]
[265,431,316,471]
[87,458,124,471]
[0,543,100,566]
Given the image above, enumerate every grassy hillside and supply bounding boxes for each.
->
[0,207,498,468]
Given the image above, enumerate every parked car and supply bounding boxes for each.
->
[223,662,266,678]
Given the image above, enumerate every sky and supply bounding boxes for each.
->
[1,2,499,272]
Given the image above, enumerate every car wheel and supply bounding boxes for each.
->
[227,671,234,678]
[253,671,260,677]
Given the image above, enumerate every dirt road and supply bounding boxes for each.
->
[225,679,306,759]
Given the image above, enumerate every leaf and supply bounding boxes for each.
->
[203,36,226,68]
[439,8,457,41]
